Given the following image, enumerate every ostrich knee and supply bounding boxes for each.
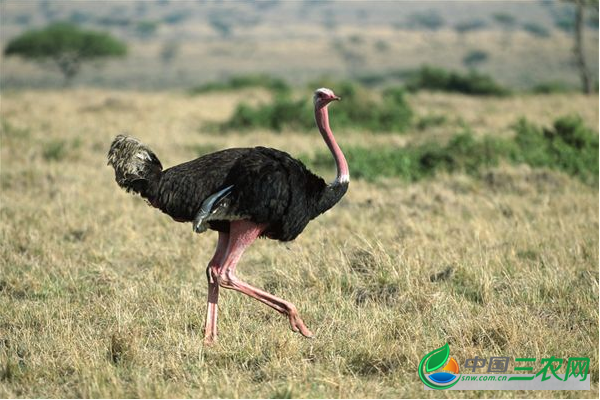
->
[216,270,235,289]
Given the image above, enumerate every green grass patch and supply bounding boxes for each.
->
[42,138,81,162]
[415,114,448,131]
[405,65,510,96]
[219,81,413,133]
[306,115,598,184]
[43,140,69,161]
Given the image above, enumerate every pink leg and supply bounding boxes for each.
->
[216,220,313,338]
[203,231,229,345]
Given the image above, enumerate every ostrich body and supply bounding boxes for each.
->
[107,88,348,343]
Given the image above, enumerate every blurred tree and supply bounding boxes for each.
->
[565,0,598,93]
[4,22,127,85]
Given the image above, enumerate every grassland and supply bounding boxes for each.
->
[0,89,598,398]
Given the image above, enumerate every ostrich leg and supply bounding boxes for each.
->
[203,232,229,344]
[215,220,313,338]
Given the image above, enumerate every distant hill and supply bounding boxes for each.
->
[0,0,597,89]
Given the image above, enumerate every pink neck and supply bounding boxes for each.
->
[315,104,349,184]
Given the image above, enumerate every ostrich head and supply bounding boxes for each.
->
[313,87,341,108]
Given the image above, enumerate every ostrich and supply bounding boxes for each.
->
[107,88,348,344]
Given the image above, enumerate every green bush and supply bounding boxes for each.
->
[511,116,598,184]
[405,66,509,96]
[220,81,413,133]
[306,116,597,184]
[308,130,504,182]
[189,74,290,95]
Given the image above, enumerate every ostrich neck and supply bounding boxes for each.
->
[315,104,349,185]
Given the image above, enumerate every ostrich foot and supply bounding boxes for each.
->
[289,314,313,338]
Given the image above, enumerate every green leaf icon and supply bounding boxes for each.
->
[425,343,450,373]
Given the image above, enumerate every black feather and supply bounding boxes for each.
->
[108,138,348,242]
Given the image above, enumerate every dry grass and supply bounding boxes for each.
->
[0,90,598,398]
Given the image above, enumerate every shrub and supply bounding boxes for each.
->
[511,116,598,184]
[405,66,509,96]
[493,12,517,29]
[521,22,551,38]
[189,74,290,95]
[415,114,447,131]
[220,81,413,133]
[305,116,597,184]
[530,81,574,94]
[223,96,306,132]
[462,50,489,69]
[454,19,487,34]
[308,130,503,182]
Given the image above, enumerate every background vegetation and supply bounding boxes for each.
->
[219,82,413,133]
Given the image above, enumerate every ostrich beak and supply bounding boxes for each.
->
[333,96,341,101]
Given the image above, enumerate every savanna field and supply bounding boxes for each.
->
[0,87,598,398]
